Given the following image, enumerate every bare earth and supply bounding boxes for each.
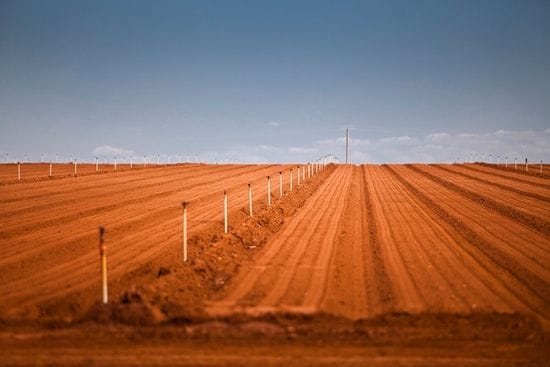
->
[0,163,548,365]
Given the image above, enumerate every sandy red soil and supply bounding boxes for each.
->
[0,163,548,365]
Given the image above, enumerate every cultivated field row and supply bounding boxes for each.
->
[0,163,321,319]
[208,164,550,330]
[0,162,548,333]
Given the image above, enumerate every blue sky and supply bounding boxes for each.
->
[1,0,549,163]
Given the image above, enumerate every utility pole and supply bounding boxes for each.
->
[345,128,349,164]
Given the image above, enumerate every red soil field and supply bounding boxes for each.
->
[0,163,548,365]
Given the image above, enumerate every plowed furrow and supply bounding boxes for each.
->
[206,166,350,316]
[375,167,473,311]
[477,163,550,180]
[319,167,369,318]
[0,164,249,210]
[0,165,286,267]
[407,165,550,237]
[0,165,273,236]
[423,165,549,222]
[459,164,550,190]
[0,165,303,308]
[433,165,550,203]
[387,165,550,306]
[391,165,549,275]
[0,164,215,204]
[365,166,425,312]
[361,166,395,311]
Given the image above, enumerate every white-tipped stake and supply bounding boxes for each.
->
[297,166,301,185]
[74,159,78,176]
[223,190,228,234]
[279,171,283,198]
[114,157,117,171]
[514,157,517,170]
[182,202,188,262]
[130,156,133,169]
[17,162,21,180]
[505,157,508,168]
[290,169,293,191]
[157,155,160,166]
[95,157,99,173]
[49,162,52,177]
[98,226,108,304]
[144,155,147,168]
[526,158,529,172]
[248,184,253,217]
[267,176,271,206]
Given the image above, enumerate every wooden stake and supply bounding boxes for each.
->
[297,166,301,185]
[130,156,133,169]
[248,184,253,217]
[144,155,147,167]
[514,158,517,170]
[541,161,543,175]
[182,202,188,262]
[267,176,271,206]
[17,162,20,180]
[290,169,293,191]
[95,157,99,173]
[525,158,528,172]
[114,157,117,171]
[224,190,228,234]
[279,171,283,198]
[98,226,108,304]
[49,162,52,177]
[74,159,77,176]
